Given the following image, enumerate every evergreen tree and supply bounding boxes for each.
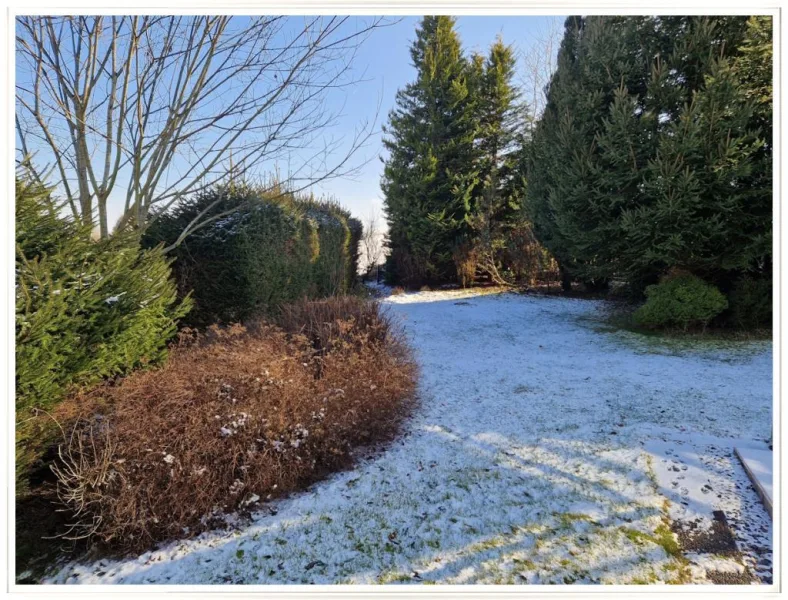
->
[382,16,477,285]
[464,37,528,285]
[730,15,773,281]
[15,177,189,493]
[622,44,767,287]
[526,16,771,295]
[525,16,588,290]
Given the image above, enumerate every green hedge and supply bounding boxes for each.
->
[145,185,361,326]
[15,179,190,494]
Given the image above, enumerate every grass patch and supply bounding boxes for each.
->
[630,572,659,584]
[600,303,771,343]
[553,512,597,529]
[512,557,536,569]
[621,523,692,584]
[621,525,680,559]
[576,306,771,362]
[377,572,412,584]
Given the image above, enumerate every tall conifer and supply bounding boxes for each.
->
[526,16,771,293]
[382,16,476,285]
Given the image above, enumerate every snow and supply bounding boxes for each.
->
[104,292,126,304]
[735,447,773,516]
[43,289,773,585]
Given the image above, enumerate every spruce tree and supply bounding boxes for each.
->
[525,16,589,289]
[464,37,527,285]
[616,17,768,289]
[382,16,476,285]
[730,15,773,281]
[15,177,189,493]
[526,16,771,295]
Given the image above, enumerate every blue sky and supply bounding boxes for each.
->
[311,16,565,224]
[16,15,564,230]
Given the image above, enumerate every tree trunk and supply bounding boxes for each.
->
[559,265,572,293]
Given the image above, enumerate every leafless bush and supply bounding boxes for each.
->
[359,209,387,277]
[504,222,559,286]
[52,300,417,552]
[453,242,478,288]
[276,296,394,354]
[16,16,388,241]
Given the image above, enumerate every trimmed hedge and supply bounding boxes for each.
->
[144,185,362,326]
[15,179,189,494]
[634,271,728,331]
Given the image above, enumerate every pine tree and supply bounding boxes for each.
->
[730,15,773,281]
[382,16,477,285]
[623,32,768,287]
[525,16,589,290]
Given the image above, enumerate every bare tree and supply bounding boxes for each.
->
[518,17,562,129]
[16,15,387,242]
[359,208,386,280]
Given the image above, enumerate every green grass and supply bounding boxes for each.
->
[620,524,680,558]
[575,308,771,361]
[553,512,597,529]
[377,572,412,584]
[512,557,536,569]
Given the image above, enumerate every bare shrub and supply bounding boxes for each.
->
[359,209,386,279]
[391,286,406,296]
[452,242,478,288]
[504,222,559,286]
[276,296,393,354]
[52,300,417,552]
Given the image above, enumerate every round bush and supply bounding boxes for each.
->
[145,185,361,326]
[633,272,728,330]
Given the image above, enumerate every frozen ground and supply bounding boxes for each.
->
[44,289,773,585]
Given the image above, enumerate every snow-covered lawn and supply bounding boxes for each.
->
[44,289,773,585]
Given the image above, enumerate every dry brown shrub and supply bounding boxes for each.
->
[276,296,393,353]
[503,223,559,286]
[51,300,417,553]
[452,241,478,289]
[390,286,406,296]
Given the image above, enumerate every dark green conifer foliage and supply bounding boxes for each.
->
[526,16,772,296]
[525,16,588,285]
[144,184,361,325]
[464,37,528,284]
[730,15,773,279]
[15,178,189,493]
[382,16,477,285]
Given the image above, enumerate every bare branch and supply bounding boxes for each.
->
[16,15,390,241]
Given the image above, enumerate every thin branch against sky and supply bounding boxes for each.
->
[15,15,393,241]
[15,15,564,232]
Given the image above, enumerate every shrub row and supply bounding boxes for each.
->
[51,297,417,552]
[15,179,190,495]
[144,185,363,326]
